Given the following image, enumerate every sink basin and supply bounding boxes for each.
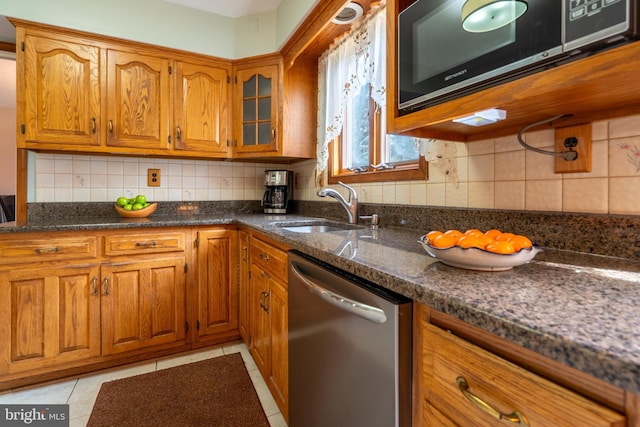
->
[271,220,361,233]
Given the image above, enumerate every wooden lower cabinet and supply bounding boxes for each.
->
[416,306,628,427]
[246,233,289,420]
[0,226,240,391]
[0,264,102,374]
[101,256,186,355]
[194,228,238,345]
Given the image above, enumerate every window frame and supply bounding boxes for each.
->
[327,94,428,185]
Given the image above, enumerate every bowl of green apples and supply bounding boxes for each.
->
[114,195,157,218]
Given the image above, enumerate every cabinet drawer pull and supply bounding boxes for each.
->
[108,120,113,133]
[34,247,61,254]
[91,277,98,296]
[103,276,110,296]
[176,126,182,141]
[135,241,158,248]
[456,376,529,426]
[90,117,97,134]
[263,291,270,313]
[259,252,270,262]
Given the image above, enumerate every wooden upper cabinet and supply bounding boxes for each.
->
[234,63,280,156]
[22,35,101,147]
[106,50,171,150]
[174,62,230,155]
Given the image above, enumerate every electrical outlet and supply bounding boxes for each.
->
[554,124,592,174]
[147,168,161,187]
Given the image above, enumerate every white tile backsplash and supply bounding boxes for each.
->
[31,114,640,215]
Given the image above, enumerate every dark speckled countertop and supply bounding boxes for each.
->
[2,209,639,395]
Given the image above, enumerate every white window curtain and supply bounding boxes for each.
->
[316,1,386,182]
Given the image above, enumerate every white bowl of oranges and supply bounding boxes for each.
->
[418,229,541,271]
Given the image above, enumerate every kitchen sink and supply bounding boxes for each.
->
[271,220,361,233]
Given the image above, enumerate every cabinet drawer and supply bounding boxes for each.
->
[423,323,625,427]
[0,236,97,264]
[104,232,186,255]
[250,236,287,280]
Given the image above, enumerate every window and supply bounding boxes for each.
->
[317,3,428,185]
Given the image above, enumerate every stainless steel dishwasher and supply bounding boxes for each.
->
[288,251,412,427]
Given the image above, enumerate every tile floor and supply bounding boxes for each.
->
[0,342,287,427]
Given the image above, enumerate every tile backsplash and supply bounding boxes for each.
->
[32,113,640,216]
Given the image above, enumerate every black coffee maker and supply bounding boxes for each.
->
[262,170,293,214]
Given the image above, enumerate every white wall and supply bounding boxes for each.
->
[0,0,318,59]
[0,107,15,195]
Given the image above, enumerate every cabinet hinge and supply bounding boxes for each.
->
[168,135,171,144]
[168,65,172,74]
[234,76,237,84]
[185,321,189,333]
[226,139,229,147]
[21,41,25,52]
[196,320,200,330]
[248,270,251,279]
[20,124,25,135]
[184,263,188,273]
[195,238,199,248]
[233,139,237,147]
[227,76,230,84]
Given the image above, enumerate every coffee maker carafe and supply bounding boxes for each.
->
[262,170,294,214]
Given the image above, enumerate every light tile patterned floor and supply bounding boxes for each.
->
[0,342,287,427]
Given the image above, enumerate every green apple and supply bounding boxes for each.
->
[135,195,147,205]
[123,204,133,211]
[116,196,128,207]
[132,203,144,210]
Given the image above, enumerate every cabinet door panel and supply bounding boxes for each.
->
[175,62,229,154]
[101,257,185,354]
[23,35,100,146]
[107,50,170,150]
[234,65,279,154]
[269,278,288,418]
[196,229,238,340]
[248,262,271,377]
[0,265,101,374]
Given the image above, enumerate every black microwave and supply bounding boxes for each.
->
[398,0,639,113]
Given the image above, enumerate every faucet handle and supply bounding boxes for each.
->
[337,181,357,200]
[359,214,379,228]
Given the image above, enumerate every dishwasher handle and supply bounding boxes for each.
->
[290,262,387,324]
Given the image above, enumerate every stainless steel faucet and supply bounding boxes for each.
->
[317,181,358,224]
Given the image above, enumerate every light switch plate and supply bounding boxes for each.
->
[554,124,592,174]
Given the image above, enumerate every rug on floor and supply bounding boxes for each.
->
[86,353,270,427]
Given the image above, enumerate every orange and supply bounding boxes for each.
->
[509,235,533,251]
[496,232,515,242]
[485,241,516,254]
[485,229,502,239]
[443,229,463,240]
[425,230,443,244]
[456,235,484,249]
[475,233,495,247]
[463,228,484,237]
[431,233,457,248]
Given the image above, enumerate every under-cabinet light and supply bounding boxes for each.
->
[452,108,507,127]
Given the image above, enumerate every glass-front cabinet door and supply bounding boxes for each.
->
[234,64,279,155]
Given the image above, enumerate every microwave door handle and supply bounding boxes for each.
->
[290,262,387,324]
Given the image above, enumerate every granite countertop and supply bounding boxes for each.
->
[2,213,639,395]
